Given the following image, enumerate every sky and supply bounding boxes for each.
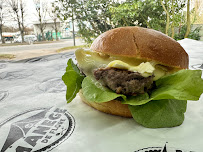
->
[4,0,203,28]
[25,0,38,26]
[25,0,54,27]
[4,0,53,28]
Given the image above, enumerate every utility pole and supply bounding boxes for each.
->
[72,8,75,46]
[72,19,75,46]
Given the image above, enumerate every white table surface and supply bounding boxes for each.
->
[0,38,203,152]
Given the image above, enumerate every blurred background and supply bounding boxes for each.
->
[0,0,202,45]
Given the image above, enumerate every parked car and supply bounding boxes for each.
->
[4,35,14,41]
[14,35,37,43]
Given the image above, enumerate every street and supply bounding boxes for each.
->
[0,39,86,60]
[0,39,85,53]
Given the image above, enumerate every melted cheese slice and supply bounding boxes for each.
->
[75,49,169,80]
[107,60,155,77]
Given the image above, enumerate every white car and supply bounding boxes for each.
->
[14,35,37,43]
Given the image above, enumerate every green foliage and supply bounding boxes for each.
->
[75,0,116,44]
[53,0,166,43]
[169,0,186,26]
[110,0,166,32]
[174,25,202,40]
[189,26,202,40]
[53,0,200,43]
[53,0,116,44]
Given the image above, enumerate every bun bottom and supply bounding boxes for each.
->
[79,90,132,118]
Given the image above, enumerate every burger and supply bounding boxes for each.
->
[62,26,203,128]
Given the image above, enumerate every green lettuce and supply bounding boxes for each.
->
[80,70,203,105]
[129,99,187,128]
[62,59,203,128]
[82,77,126,102]
[79,70,203,128]
[62,59,85,103]
[122,69,203,105]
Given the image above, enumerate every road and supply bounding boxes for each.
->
[0,39,85,53]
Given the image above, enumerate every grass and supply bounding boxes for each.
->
[56,45,88,53]
[0,54,15,59]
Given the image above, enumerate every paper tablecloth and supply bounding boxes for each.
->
[0,38,203,152]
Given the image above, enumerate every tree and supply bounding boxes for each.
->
[110,0,186,37]
[34,0,48,41]
[53,0,79,45]
[171,0,175,38]
[7,0,26,42]
[0,0,6,44]
[157,0,186,36]
[49,7,59,41]
[19,0,26,42]
[54,0,188,42]
[184,0,191,38]
[160,0,170,35]
[191,0,203,24]
[110,0,166,32]
[53,0,116,44]
[76,0,115,43]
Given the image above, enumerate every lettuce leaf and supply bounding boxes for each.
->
[129,99,187,128]
[62,59,203,128]
[80,69,203,128]
[82,76,126,102]
[62,59,85,103]
[122,69,203,105]
[81,70,203,105]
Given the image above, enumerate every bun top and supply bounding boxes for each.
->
[90,26,189,69]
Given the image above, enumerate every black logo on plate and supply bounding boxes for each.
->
[55,64,67,71]
[37,78,66,93]
[135,142,194,152]
[0,64,7,69]
[61,52,75,59]
[0,70,33,80]
[0,107,75,151]
[24,57,48,63]
[17,54,63,63]
[191,64,203,70]
[0,91,9,103]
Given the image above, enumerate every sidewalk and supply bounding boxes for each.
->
[0,48,76,61]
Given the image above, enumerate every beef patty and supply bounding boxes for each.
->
[94,68,154,95]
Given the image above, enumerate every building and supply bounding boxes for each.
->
[33,20,79,40]
[33,20,62,40]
